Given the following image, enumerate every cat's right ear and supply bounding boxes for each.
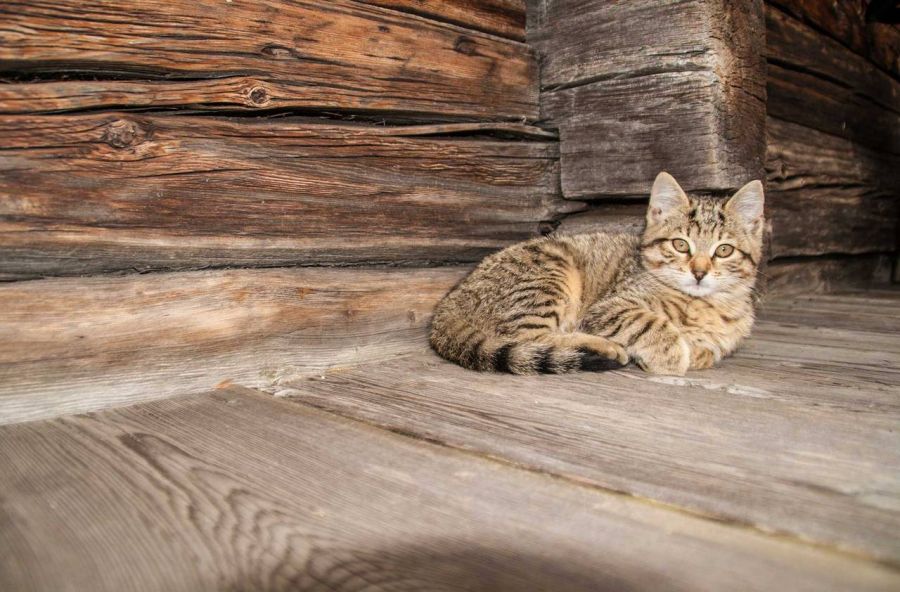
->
[647,172,689,225]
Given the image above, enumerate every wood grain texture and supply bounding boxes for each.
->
[0,114,573,278]
[766,185,897,257]
[766,6,900,154]
[0,266,466,425]
[0,0,537,119]
[766,254,891,296]
[553,203,645,236]
[2,387,898,592]
[535,0,766,197]
[764,254,893,297]
[767,0,900,76]
[283,293,900,565]
[359,0,526,40]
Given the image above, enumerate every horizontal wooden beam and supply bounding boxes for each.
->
[358,0,526,41]
[0,114,575,278]
[765,254,893,297]
[767,0,900,77]
[553,203,645,236]
[766,117,899,258]
[766,6,900,155]
[536,0,766,197]
[0,266,467,425]
[0,0,537,119]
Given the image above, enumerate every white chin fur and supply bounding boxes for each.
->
[679,281,716,297]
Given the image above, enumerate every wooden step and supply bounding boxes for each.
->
[0,266,465,425]
[279,292,900,566]
[1,386,896,591]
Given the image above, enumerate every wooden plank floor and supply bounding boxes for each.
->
[1,291,898,590]
[2,386,898,591]
[279,291,900,566]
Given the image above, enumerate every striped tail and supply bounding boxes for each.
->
[430,316,627,375]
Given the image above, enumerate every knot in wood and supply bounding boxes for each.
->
[454,36,478,56]
[248,87,270,106]
[102,119,145,149]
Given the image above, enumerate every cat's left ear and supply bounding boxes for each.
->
[725,180,765,236]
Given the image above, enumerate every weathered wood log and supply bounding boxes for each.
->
[765,254,893,297]
[535,0,766,198]
[0,114,574,278]
[766,6,900,154]
[767,117,900,190]
[0,0,537,119]
[766,117,899,257]
[767,0,900,76]
[767,186,897,258]
[4,388,896,592]
[359,0,526,41]
[0,266,467,425]
[553,204,645,236]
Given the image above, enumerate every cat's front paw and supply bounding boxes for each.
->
[689,347,717,370]
[630,339,690,376]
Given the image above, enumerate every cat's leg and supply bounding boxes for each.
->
[583,299,689,376]
[535,331,629,368]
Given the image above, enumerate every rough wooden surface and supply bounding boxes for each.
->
[2,386,898,592]
[766,6,900,155]
[535,0,766,197]
[765,255,893,296]
[0,266,466,425]
[768,0,900,76]
[553,203,645,237]
[283,292,900,566]
[766,185,897,258]
[0,114,572,278]
[360,0,526,40]
[0,0,537,119]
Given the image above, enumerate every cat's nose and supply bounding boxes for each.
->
[692,269,707,282]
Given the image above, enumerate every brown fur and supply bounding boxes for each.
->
[430,172,765,376]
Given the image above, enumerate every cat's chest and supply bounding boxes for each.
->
[667,298,752,343]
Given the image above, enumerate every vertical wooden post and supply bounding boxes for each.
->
[530,0,766,198]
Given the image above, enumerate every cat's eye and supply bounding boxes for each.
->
[715,244,735,258]
[671,238,690,253]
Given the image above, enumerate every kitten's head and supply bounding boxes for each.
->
[641,172,764,298]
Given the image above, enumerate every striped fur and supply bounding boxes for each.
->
[430,173,765,376]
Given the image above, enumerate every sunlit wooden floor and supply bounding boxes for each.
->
[2,291,899,591]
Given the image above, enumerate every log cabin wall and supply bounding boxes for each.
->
[764,0,900,291]
[2,1,898,424]
[533,0,899,293]
[0,0,579,422]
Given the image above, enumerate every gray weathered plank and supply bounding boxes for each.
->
[282,296,900,565]
[1,387,897,591]
[536,0,766,197]
[0,266,466,425]
[0,0,537,119]
[0,114,573,278]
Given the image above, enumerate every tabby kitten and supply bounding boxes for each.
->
[430,172,765,376]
